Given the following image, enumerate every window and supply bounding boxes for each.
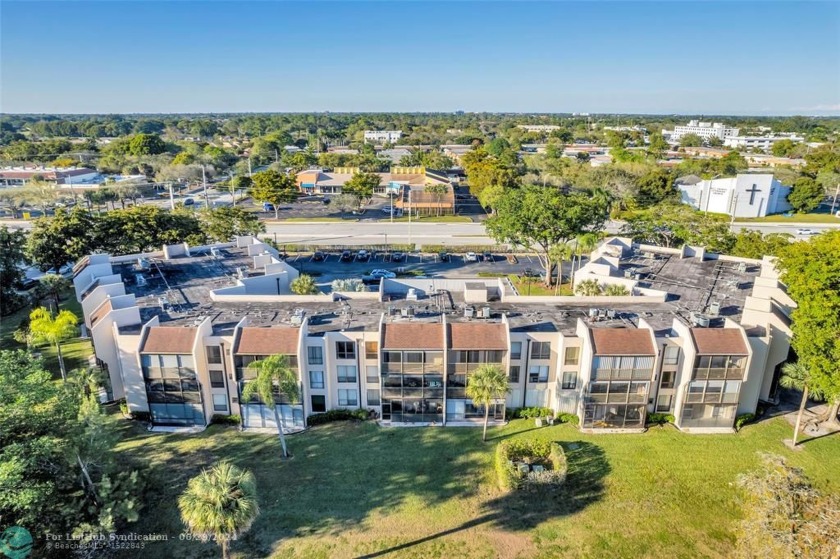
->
[206,346,222,364]
[309,370,324,389]
[564,346,580,366]
[366,365,379,383]
[337,365,357,383]
[307,346,323,365]
[336,341,356,360]
[531,342,551,360]
[660,370,675,389]
[485,350,504,363]
[367,389,380,405]
[404,352,424,363]
[209,370,225,388]
[529,365,549,383]
[663,346,680,365]
[338,389,358,406]
[510,342,522,360]
[561,370,577,390]
[212,394,227,412]
[311,395,326,412]
[365,341,378,360]
[509,366,520,383]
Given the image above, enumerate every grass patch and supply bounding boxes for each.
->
[388,215,473,223]
[110,415,840,559]
[477,273,575,296]
[734,213,840,223]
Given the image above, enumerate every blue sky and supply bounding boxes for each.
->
[1,1,838,115]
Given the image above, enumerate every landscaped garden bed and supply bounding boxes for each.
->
[495,438,568,490]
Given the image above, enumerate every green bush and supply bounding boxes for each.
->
[211,414,241,426]
[496,439,568,491]
[735,413,756,431]
[556,413,580,426]
[507,407,555,420]
[307,408,370,426]
[131,411,152,422]
[119,400,129,416]
[646,413,676,426]
[421,244,511,254]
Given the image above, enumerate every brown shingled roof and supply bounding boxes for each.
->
[89,299,113,327]
[691,328,748,355]
[141,327,197,354]
[590,328,655,356]
[448,323,507,349]
[236,327,299,355]
[383,323,443,349]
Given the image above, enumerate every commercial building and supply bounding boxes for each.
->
[364,130,403,144]
[678,173,792,218]
[663,121,740,142]
[723,135,804,151]
[74,236,793,434]
[517,125,561,133]
[0,166,99,187]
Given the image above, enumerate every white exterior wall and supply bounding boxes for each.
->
[679,174,792,217]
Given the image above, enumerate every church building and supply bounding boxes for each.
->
[677,173,792,218]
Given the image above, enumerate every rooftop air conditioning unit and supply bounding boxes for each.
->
[624,269,633,279]
[738,262,747,273]
[588,308,599,319]
[606,309,616,319]
[480,306,491,319]
[405,306,415,317]
[709,301,721,316]
[691,313,710,328]
[464,306,475,318]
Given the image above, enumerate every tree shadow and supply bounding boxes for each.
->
[354,440,610,558]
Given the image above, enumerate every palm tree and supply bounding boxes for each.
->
[466,364,511,442]
[604,283,630,296]
[575,279,603,297]
[572,232,601,287]
[779,361,815,446]
[28,307,78,381]
[549,243,573,295]
[241,355,300,458]
[290,274,318,295]
[37,273,71,311]
[179,461,260,559]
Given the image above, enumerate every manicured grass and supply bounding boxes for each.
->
[111,415,840,559]
[477,273,574,296]
[734,213,840,224]
[0,291,93,376]
[388,215,473,223]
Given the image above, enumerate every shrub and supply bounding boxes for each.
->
[735,413,756,431]
[496,439,568,491]
[119,400,129,416]
[131,411,152,422]
[506,407,555,420]
[646,413,676,426]
[556,413,580,426]
[331,278,366,292]
[307,408,370,426]
[211,414,241,426]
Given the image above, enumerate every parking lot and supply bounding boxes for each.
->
[279,249,575,287]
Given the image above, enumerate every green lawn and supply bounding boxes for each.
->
[478,273,575,296]
[388,215,473,223]
[734,213,840,224]
[0,290,93,376]
[111,415,840,559]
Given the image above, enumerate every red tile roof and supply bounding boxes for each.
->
[590,328,655,356]
[448,323,507,349]
[691,328,748,355]
[383,323,443,349]
[235,327,299,355]
[141,327,197,354]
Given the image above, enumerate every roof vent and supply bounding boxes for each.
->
[709,302,721,316]
[691,312,710,327]
[738,262,747,273]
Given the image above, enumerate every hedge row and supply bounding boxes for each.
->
[306,408,370,426]
[496,439,568,491]
[211,414,241,426]
[646,413,675,426]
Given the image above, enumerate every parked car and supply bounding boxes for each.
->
[183,197,195,206]
[465,252,478,262]
[357,250,370,261]
[312,251,325,261]
[483,251,493,262]
[322,197,331,205]
[391,252,405,262]
[506,254,518,264]
[362,269,396,284]
[381,206,396,214]
[797,228,817,236]
[262,202,275,212]
[340,250,353,262]
[438,252,450,262]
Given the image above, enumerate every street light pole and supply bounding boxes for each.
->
[202,165,209,206]
[408,188,412,248]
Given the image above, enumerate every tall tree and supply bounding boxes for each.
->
[787,176,824,213]
[622,202,735,253]
[127,133,166,156]
[776,231,840,428]
[26,207,95,272]
[486,185,608,285]
[250,169,298,219]
[28,307,78,381]
[178,461,259,559]
[0,226,27,316]
[465,364,510,442]
[779,362,818,446]
[36,273,71,311]
[342,171,380,211]
[241,355,300,458]
[679,134,703,147]
[200,206,265,242]
[425,183,449,216]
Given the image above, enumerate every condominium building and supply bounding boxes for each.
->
[73,236,794,434]
[723,134,804,151]
[663,120,740,142]
[363,130,403,144]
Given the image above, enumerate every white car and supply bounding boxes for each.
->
[797,228,817,236]
[465,252,478,262]
[368,269,396,279]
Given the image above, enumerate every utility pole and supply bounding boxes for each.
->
[831,184,840,216]
[408,188,412,248]
[248,156,252,177]
[202,165,209,206]
[168,182,175,211]
[275,149,279,164]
